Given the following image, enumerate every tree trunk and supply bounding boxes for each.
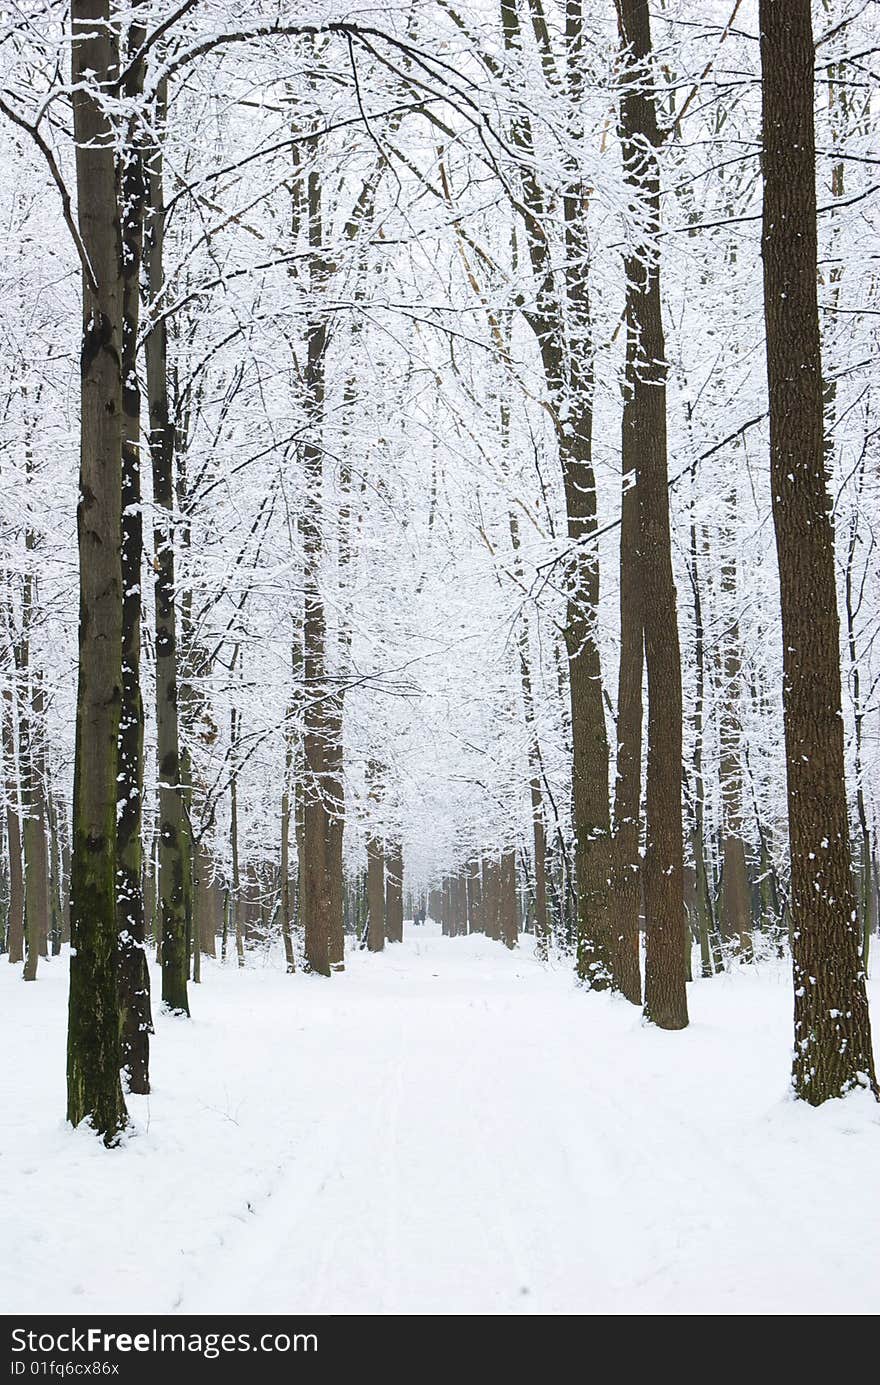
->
[66,0,128,1140]
[500,848,518,949]
[611,351,643,1005]
[385,842,404,943]
[2,680,24,965]
[280,732,296,973]
[719,516,753,959]
[145,75,188,1017]
[301,169,332,977]
[616,0,688,1030]
[500,0,614,990]
[759,0,876,1101]
[21,666,49,982]
[230,705,244,968]
[366,834,385,952]
[116,7,152,1088]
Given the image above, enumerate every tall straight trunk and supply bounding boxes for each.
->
[366,834,385,952]
[611,355,643,1005]
[719,522,752,959]
[616,0,688,1030]
[509,515,549,958]
[325,701,345,971]
[501,0,614,989]
[843,466,873,969]
[688,516,721,975]
[2,679,24,965]
[46,788,64,955]
[116,7,152,1087]
[301,168,332,977]
[230,705,244,968]
[19,458,51,977]
[759,0,875,1101]
[67,0,129,1139]
[21,667,49,982]
[280,730,296,972]
[145,76,188,1017]
[385,842,403,943]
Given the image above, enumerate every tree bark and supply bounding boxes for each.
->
[66,0,129,1140]
[366,834,385,952]
[611,351,643,1005]
[385,841,404,943]
[145,75,189,1016]
[300,168,332,977]
[2,678,24,966]
[500,848,518,949]
[500,0,614,988]
[759,0,876,1101]
[616,0,688,1030]
[116,6,152,1088]
[719,519,753,959]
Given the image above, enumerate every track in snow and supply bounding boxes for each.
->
[2,924,878,1315]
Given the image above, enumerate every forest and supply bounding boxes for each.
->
[0,0,878,1320]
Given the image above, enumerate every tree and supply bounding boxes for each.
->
[616,0,688,1030]
[758,0,876,1101]
[66,0,128,1141]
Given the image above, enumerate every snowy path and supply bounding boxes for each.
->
[2,926,878,1315]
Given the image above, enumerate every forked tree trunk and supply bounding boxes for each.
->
[66,0,129,1140]
[616,0,688,1030]
[758,0,876,1101]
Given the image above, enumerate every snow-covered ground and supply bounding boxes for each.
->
[2,925,878,1316]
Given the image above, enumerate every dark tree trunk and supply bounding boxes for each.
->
[500,849,518,949]
[366,834,385,952]
[2,681,24,965]
[116,7,152,1089]
[758,0,876,1101]
[500,0,614,990]
[616,0,688,1030]
[385,842,403,943]
[611,351,643,1006]
[301,170,332,977]
[145,76,189,1017]
[66,0,129,1141]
